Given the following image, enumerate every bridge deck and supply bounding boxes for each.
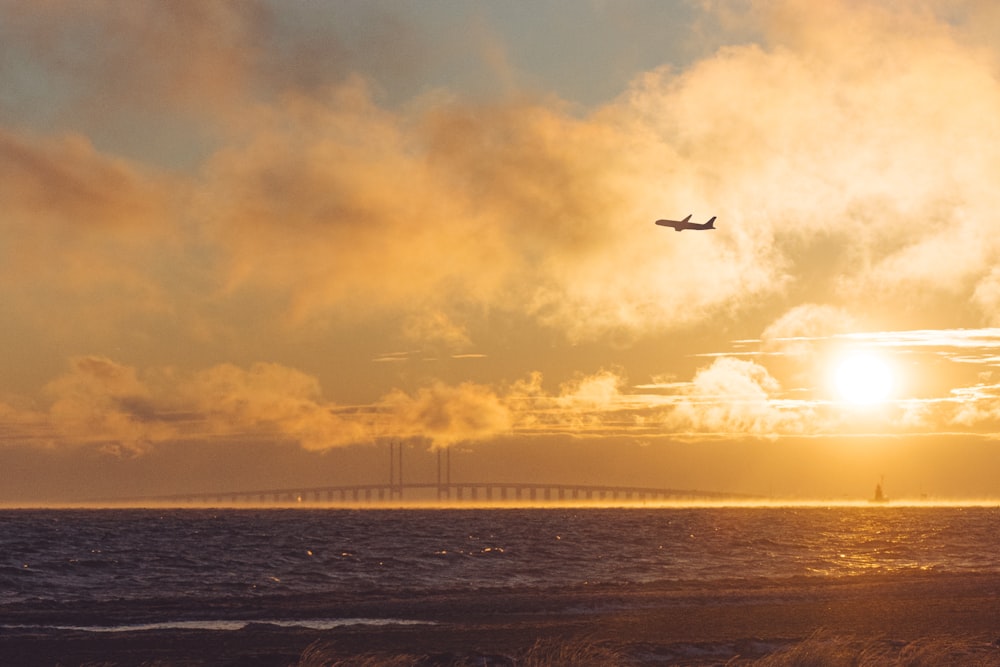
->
[106,482,756,505]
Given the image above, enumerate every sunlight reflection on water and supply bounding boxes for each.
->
[1,506,998,608]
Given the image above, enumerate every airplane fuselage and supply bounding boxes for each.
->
[655,215,716,231]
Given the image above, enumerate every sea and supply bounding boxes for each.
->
[2,505,1000,634]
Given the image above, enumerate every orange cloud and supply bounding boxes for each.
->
[0,130,170,232]
[11,0,1000,353]
[196,76,781,339]
[11,341,1000,456]
[183,362,370,451]
[19,358,369,454]
[5,0,1000,352]
[667,357,815,438]
[10,0,1000,458]
[0,129,181,344]
[197,79,512,327]
[185,0,1000,345]
[43,357,179,454]
[378,381,512,449]
[7,359,512,454]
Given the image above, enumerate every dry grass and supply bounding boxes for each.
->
[743,630,1000,667]
[292,632,1000,666]
[291,637,627,667]
[292,641,421,667]
[514,638,628,667]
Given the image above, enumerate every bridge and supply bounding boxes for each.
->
[135,481,745,506]
[103,442,755,506]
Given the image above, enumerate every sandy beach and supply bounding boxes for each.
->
[4,571,1000,666]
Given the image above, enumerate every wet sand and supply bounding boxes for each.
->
[4,571,1000,666]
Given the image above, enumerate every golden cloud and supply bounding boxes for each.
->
[179,0,1000,345]
[8,359,513,453]
[9,342,1000,455]
[378,381,512,449]
[9,1,1000,457]
[0,129,182,344]
[43,357,178,454]
[8,0,1000,350]
[667,357,815,438]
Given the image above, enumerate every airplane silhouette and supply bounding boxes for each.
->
[655,214,716,231]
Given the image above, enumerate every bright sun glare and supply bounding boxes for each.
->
[831,351,894,405]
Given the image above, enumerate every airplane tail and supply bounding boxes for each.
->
[705,216,716,228]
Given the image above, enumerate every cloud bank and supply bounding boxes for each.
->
[8,331,1000,457]
[7,1,1000,464]
[6,1,1000,343]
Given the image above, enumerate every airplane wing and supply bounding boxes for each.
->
[655,214,690,229]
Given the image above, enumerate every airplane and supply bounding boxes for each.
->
[655,214,716,231]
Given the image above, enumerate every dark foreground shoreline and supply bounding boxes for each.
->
[4,571,1000,666]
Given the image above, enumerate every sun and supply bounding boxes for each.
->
[831,351,894,405]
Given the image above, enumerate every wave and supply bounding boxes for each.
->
[1,617,435,633]
[3,507,1000,608]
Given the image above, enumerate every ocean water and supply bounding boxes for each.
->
[2,506,999,631]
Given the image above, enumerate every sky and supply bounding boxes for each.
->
[4,0,1000,503]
